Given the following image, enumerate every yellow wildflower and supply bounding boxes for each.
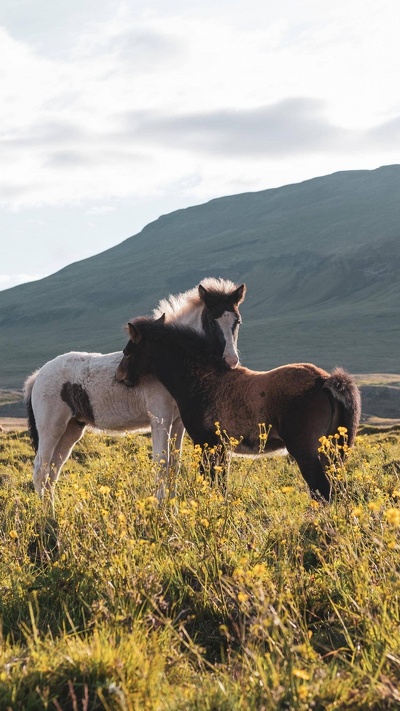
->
[252,563,267,576]
[293,669,310,681]
[385,508,400,526]
[99,485,111,495]
[298,685,309,700]
[9,530,18,539]
[368,501,380,512]
[237,592,249,604]
[229,437,240,447]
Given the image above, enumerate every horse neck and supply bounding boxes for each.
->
[146,337,199,404]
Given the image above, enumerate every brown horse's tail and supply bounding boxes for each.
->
[23,370,39,452]
[323,368,362,447]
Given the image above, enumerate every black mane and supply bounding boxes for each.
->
[129,317,229,369]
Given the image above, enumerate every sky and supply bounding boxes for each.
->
[1,0,400,290]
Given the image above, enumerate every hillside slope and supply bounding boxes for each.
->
[1,164,400,387]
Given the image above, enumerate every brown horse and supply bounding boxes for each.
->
[116,317,361,501]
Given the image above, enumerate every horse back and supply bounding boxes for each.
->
[203,362,330,443]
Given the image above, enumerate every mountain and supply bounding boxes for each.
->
[1,164,400,388]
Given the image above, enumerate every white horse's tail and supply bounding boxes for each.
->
[24,370,39,452]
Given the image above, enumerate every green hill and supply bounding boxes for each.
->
[1,164,400,388]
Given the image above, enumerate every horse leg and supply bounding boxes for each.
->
[31,391,74,497]
[288,448,331,501]
[167,414,185,499]
[150,416,172,502]
[170,414,185,460]
[33,424,68,498]
[48,418,86,489]
[282,390,333,501]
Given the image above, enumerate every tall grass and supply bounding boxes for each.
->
[0,426,400,710]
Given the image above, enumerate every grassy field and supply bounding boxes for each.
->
[1,425,400,710]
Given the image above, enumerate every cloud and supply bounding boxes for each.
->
[123,99,400,159]
[369,116,400,145]
[1,120,87,149]
[1,7,400,213]
[43,150,92,169]
[130,98,346,157]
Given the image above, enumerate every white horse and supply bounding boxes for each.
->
[24,278,246,499]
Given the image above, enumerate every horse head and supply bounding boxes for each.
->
[198,282,246,368]
[115,315,166,387]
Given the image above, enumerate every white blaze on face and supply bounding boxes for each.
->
[216,311,240,368]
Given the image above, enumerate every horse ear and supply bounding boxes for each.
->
[232,283,246,304]
[198,284,207,301]
[155,313,166,324]
[128,323,142,343]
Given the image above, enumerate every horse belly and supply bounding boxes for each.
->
[92,377,178,433]
[91,382,151,431]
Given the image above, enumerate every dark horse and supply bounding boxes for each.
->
[116,318,361,501]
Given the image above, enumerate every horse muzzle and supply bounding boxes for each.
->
[225,354,240,369]
[115,360,133,386]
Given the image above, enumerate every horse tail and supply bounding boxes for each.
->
[23,370,39,452]
[323,367,362,446]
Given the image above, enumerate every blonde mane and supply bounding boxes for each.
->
[153,277,239,323]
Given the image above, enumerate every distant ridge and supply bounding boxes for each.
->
[1,164,400,387]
